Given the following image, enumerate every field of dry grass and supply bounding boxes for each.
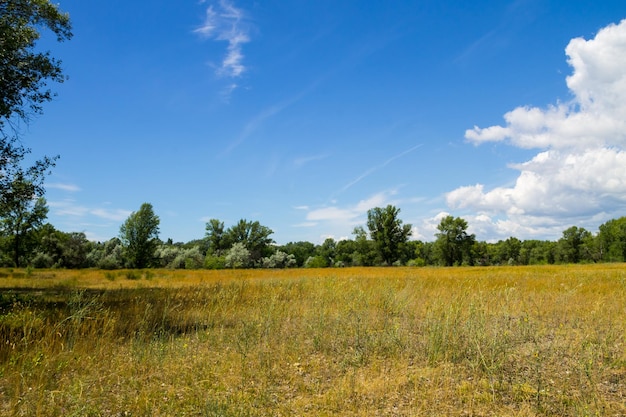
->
[0,265,625,416]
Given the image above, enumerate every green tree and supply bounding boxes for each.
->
[225,219,274,264]
[225,242,251,268]
[0,0,72,127]
[366,205,412,265]
[119,203,160,268]
[493,237,522,265]
[279,241,316,267]
[434,215,476,266]
[205,218,229,255]
[597,217,626,262]
[351,226,378,266]
[315,237,336,267]
[0,172,50,266]
[556,226,592,264]
[0,0,68,266]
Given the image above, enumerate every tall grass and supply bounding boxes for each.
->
[0,265,625,416]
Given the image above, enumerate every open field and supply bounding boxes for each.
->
[0,265,625,416]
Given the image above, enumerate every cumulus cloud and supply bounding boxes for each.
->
[195,0,250,78]
[466,19,626,150]
[450,19,626,239]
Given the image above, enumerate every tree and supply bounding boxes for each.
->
[556,226,592,263]
[119,203,160,268]
[279,241,316,267]
[366,205,412,265]
[224,242,251,268]
[225,219,274,264]
[0,0,68,266]
[434,215,476,266]
[205,218,229,255]
[351,226,378,266]
[0,0,72,127]
[0,170,51,266]
[597,217,626,262]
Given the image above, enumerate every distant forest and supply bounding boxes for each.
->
[1,200,625,269]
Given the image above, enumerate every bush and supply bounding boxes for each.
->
[304,255,328,268]
[125,270,141,280]
[30,252,55,268]
[204,255,226,270]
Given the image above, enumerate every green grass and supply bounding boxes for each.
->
[0,265,625,416]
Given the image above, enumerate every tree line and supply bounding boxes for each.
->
[2,200,626,269]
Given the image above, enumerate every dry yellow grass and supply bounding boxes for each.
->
[0,265,625,416]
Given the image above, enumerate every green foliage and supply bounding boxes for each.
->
[204,254,226,269]
[119,203,160,269]
[261,250,296,268]
[0,192,49,267]
[205,218,229,256]
[304,255,328,268]
[434,215,476,266]
[279,241,316,267]
[0,0,72,126]
[597,217,626,262]
[225,219,274,263]
[225,242,251,268]
[556,226,592,263]
[91,238,124,270]
[315,237,336,266]
[366,205,412,265]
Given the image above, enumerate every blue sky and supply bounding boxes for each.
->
[23,0,626,244]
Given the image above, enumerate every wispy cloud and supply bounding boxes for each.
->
[306,190,396,224]
[195,0,251,79]
[335,144,423,196]
[293,154,329,169]
[47,182,81,192]
[220,87,316,155]
[49,200,132,223]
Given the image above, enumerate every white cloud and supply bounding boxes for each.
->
[50,200,131,222]
[196,0,250,79]
[466,19,626,150]
[90,208,132,222]
[450,19,626,240]
[47,183,81,192]
[306,190,395,224]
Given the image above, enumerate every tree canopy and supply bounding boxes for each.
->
[119,203,160,268]
[0,0,72,127]
[434,215,476,266]
[366,205,412,265]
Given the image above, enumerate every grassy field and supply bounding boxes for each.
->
[0,265,625,416]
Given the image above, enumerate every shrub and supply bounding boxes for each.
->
[204,255,226,270]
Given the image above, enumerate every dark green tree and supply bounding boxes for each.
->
[225,219,274,264]
[434,215,476,266]
[279,241,316,267]
[0,170,51,266]
[556,226,592,263]
[119,203,160,268]
[597,217,626,262]
[352,226,378,266]
[316,237,337,267]
[205,218,229,255]
[366,205,412,265]
[0,0,72,127]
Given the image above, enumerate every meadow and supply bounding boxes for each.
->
[0,265,624,416]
